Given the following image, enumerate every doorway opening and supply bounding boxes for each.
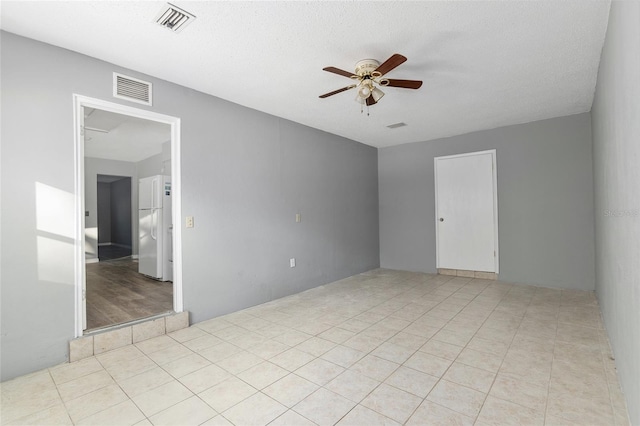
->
[74,95,183,337]
[97,175,132,261]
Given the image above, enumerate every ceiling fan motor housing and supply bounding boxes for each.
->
[354,59,381,77]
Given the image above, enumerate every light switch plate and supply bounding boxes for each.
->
[290,258,296,268]
[296,213,301,223]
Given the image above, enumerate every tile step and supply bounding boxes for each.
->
[69,311,189,362]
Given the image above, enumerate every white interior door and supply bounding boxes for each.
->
[435,150,498,272]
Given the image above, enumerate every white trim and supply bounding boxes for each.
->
[492,152,499,274]
[434,149,499,274]
[73,97,87,332]
[132,254,139,260]
[171,115,184,313]
[73,94,183,337]
[85,258,99,264]
[434,163,439,270]
[97,242,112,246]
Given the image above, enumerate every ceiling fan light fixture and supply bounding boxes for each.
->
[371,87,385,102]
[357,84,372,99]
[320,53,422,112]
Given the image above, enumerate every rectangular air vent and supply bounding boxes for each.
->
[155,3,196,33]
[113,73,152,106]
[387,122,407,129]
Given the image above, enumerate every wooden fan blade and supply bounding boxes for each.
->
[319,85,356,98]
[323,67,356,78]
[365,95,377,106]
[385,79,423,89]
[374,54,407,76]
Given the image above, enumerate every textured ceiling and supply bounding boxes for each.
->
[84,108,170,162]
[1,1,610,148]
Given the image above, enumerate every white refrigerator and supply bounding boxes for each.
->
[138,175,173,281]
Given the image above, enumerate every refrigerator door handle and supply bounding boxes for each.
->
[151,178,157,209]
[151,210,157,240]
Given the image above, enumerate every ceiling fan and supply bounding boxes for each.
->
[319,53,423,110]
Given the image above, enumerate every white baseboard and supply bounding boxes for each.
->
[132,255,139,259]
[85,258,99,264]
[98,242,132,249]
[111,243,132,249]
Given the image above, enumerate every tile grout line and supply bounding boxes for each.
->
[543,299,560,425]
[353,275,502,423]
[316,273,424,425]
[397,276,487,423]
[45,369,73,424]
[280,273,437,425]
[430,278,521,423]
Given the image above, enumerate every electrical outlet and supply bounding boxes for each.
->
[186,216,194,228]
[290,258,296,268]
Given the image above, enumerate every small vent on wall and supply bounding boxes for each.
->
[113,73,152,106]
[387,122,407,129]
[155,3,196,33]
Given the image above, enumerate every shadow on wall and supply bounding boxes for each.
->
[35,182,75,285]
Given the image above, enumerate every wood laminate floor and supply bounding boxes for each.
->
[98,244,132,261]
[86,257,173,331]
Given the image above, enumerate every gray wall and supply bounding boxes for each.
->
[85,158,138,259]
[137,152,164,179]
[162,140,171,175]
[96,178,131,247]
[137,140,172,179]
[97,182,111,244]
[110,177,132,247]
[183,118,380,318]
[0,32,379,380]
[379,113,595,290]
[591,1,640,423]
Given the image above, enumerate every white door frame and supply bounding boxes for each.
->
[73,94,183,337]
[434,149,499,273]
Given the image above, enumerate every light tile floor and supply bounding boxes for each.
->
[1,269,631,425]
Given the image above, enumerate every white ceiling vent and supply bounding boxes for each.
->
[387,122,407,129]
[155,3,196,33]
[113,73,152,106]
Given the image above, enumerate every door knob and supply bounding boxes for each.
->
[439,218,444,222]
